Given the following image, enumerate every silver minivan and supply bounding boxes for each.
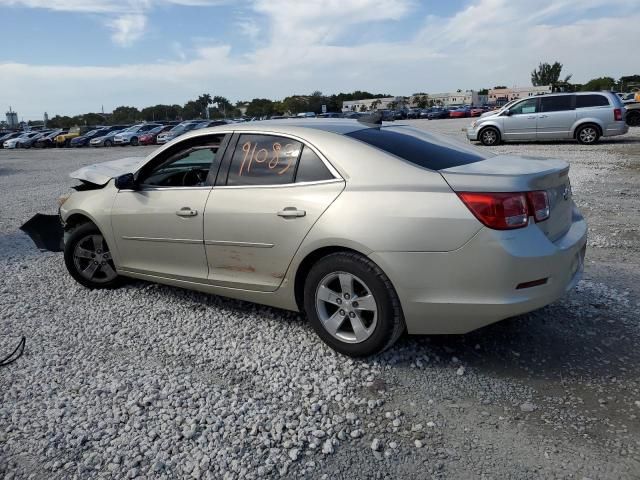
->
[466,91,628,145]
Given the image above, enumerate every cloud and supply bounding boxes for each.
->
[106,13,147,46]
[1,0,639,118]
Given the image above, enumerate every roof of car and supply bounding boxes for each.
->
[224,118,371,135]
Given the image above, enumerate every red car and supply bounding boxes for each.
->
[449,107,471,118]
[470,107,485,117]
[138,125,173,145]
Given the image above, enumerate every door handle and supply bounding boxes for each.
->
[527,116,537,119]
[176,207,198,217]
[277,207,306,218]
[538,115,548,118]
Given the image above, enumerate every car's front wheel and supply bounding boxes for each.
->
[130,137,139,146]
[304,252,405,357]
[64,223,122,289]
[479,126,501,146]
[104,140,112,147]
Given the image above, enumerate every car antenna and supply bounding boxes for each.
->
[357,111,383,128]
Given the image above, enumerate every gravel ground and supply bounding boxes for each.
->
[1,120,639,479]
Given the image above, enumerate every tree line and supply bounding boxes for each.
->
[530,61,640,93]
[43,91,390,129]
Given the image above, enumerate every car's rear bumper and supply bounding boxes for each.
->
[603,121,629,137]
[369,206,587,334]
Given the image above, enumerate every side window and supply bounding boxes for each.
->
[138,135,223,187]
[510,98,538,115]
[227,134,302,186]
[576,94,610,108]
[295,146,334,182]
[540,95,574,112]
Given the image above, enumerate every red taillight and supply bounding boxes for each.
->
[614,108,622,121]
[457,192,529,230]
[526,190,550,222]
[458,190,550,230]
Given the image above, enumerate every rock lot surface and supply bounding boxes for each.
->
[1,119,639,479]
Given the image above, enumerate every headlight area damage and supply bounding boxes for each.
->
[20,181,105,253]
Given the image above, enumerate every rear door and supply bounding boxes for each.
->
[203,132,345,292]
[502,98,539,140]
[536,95,576,140]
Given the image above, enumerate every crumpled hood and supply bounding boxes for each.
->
[69,156,145,185]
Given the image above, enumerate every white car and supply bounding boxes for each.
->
[3,131,40,149]
[113,124,162,146]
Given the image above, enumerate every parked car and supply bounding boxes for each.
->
[113,123,162,146]
[70,127,122,147]
[625,102,640,127]
[0,131,23,147]
[296,112,316,118]
[3,131,41,149]
[90,128,129,148]
[59,119,587,357]
[467,91,628,146]
[449,106,471,118]
[470,107,485,117]
[426,108,449,120]
[342,112,365,119]
[317,113,342,118]
[54,126,96,147]
[138,125,173,146]
[193,120,230,130]
[156,121,205,145]
[18,130,52,148]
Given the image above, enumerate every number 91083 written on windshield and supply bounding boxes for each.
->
[238,141,299,177]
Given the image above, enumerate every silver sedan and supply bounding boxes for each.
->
[59,119,587,356]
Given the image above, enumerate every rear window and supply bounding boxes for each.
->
[576,94,610,108]
[346,127,489,171]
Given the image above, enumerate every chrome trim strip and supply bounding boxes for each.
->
[122,236,202,244]
[204,240,274,248]
[211,178,343,190]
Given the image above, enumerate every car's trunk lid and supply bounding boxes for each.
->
[69,156,145,185]
[440,154,573,241]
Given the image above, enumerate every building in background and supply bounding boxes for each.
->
[342,96,406,112]
[6,107,19,128]
[44,112,49,128]
[488,85,552,105]
[410,90,485,108]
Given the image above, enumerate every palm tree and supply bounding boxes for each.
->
[531,62,572,88]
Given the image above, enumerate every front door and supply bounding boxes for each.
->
[536,95,576,140]
[111,134,227,281]
[502,98,539,141]
[203,133,345,292]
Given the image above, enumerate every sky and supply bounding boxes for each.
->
[1,0,639,120]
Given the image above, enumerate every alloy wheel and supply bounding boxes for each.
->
[72,234,118,283]
[579,127,597,144]
[481,129,498,145]
[315,271,378,344]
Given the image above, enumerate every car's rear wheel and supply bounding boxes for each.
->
[304,252,404,357]
[626,111,640,127]
[576,124,600,144]
[104,140,112,147]
[64,223,122,289]
[130,137,139,146]
[479,127,500,146]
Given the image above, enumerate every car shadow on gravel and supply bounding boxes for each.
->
[383,292,639,383]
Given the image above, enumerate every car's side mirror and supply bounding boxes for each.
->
[503,109,512,116]
[115,173,137,190]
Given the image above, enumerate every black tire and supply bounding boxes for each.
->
[130,137,139,146]
[479,126,501,146]
[576,124,600,145]
[104,140,113,147]
[626,111,640,127]
[303,252,405,357]
[64,223,123,289]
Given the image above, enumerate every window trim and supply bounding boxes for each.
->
[216,130,343,189]
[508,97,540,115]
